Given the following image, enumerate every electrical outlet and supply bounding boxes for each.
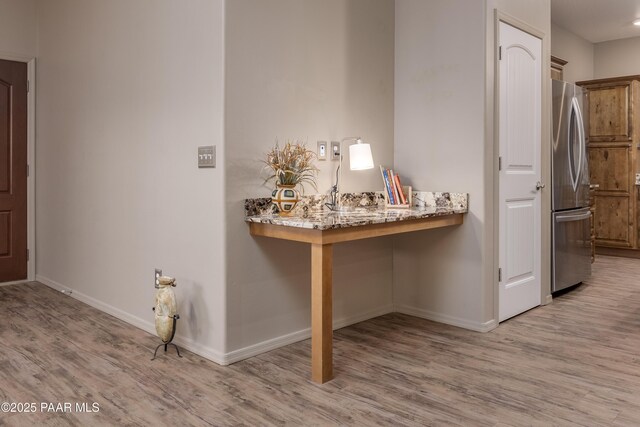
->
[317,141,327,160]
[331,141,340,160]
[155,268,162,288]
[198,146,215,168]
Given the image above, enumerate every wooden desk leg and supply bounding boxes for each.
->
[311,243,333,383]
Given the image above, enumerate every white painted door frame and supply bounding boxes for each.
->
[492,11,552,323]
[0,51,36,285]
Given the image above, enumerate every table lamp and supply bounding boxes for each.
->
[325,137,374,211]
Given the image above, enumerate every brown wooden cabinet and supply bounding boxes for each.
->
[577,76,640,256]
[588,85,632,142]
[551,56,567,81]
[588,143,635,248]
[589,184,597,262]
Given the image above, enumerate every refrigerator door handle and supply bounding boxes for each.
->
[569,96,584,192]
[555,210,591,223]
[575,96,586,181]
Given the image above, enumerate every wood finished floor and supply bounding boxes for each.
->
[2,256,640,426]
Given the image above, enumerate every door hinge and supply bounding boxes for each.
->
[499,46,502,60]
[27,164,30,177]
[27,80,30,93]
[498,156,502,171]
[27,249,30,261]
[498,267,502,282]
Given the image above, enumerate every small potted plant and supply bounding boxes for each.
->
[263,140,319,215]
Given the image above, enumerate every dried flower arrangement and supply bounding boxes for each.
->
[263,140,319,192]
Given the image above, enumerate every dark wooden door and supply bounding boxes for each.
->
[0,59,28,282]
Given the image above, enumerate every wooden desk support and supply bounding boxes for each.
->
[311,243,333,383]
[249,213,464,383]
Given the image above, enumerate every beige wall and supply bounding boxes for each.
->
[394,0,551,331]
[594,37,640,79]
[551,23,594,83]
[0,0,38,57]
[8,0,554,364]
[393,0,488,329]
[36,0,227,361]
[225,0,395,356]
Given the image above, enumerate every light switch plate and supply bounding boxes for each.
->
[198,146,215,168]
[331,141,340,160]
[317,141,327,160]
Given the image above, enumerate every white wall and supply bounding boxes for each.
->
[36,0,226,361]
[394,0,551,331]
[394,0,488,330]
[551,23,594,83]
[225,0,395,357]
[21,0,553,365]
[594,37,640,79]
[0,0,38,57]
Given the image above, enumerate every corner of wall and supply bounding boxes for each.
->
[37,274,227,364]
[394,304,498,333]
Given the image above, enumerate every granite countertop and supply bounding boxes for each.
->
[245,191,468,231]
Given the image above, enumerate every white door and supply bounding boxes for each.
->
[498,21,542,322]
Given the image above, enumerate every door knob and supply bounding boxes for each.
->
[536,181,545,190]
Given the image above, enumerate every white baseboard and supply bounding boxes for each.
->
[394,304,498,332]
[34,275,503,365]
[35,275,394,366]
[36,275,226,364]
[223,327,310,365]
[222,304,395,365]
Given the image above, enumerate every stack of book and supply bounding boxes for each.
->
[379,166,411,207]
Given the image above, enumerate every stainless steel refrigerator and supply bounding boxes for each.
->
[551,79,592,293]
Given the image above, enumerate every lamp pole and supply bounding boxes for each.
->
[326,137,361,211]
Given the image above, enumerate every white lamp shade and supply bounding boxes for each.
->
[349,143,374,170]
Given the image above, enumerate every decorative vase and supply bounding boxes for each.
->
[271,183,300,215]
[154,276,178,343]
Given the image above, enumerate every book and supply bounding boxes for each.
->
[389,169,400,204]
[394,174,407,205]
[379,165,389,201]
[384,169,396,204]
[380,166,395,204]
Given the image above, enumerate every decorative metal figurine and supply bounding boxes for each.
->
[151,275,182,360]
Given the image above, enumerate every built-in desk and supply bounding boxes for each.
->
[245,192,467,383]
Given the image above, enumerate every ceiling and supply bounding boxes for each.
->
[552,0,640,43]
